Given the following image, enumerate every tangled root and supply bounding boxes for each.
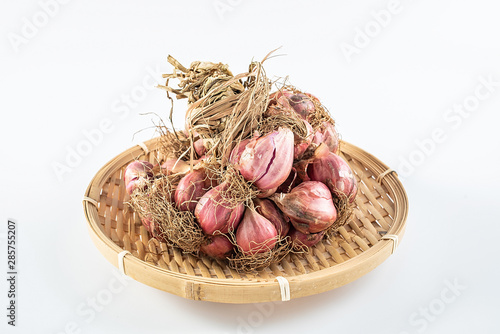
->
[220,165,260,207]
[308,96,335,131]
[156,124,190,160]
[258,113,308,139]
[160,54,273,167]
[227,235,293,272]
[129,175,207,253]
[325,192,355,238]
[159,55,244,104]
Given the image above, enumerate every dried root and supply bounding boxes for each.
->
[129,175,207,253]
[258,113,308,139]
[159,53,273,167]
[280,84,335,131]
[159,55,244,104]
[227,235,293,273]
[218,165,260,207]
[325,192,355,238]
[154,117,190,160]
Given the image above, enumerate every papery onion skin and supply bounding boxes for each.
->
[160,159,191,175]
[294,120,314,160]
[266,91,295,118]
[175,169,215,212]
[124,160,154,195]
[194,182,245,235]
[272,181,337,234]
[236,128,294,190]
[307,144,357,202]
[312,122,339,154]
[236,209,278,255]
[254,198,290,237]
[269,90,316,120]
[200,234,234,259]
[321,122,339,154]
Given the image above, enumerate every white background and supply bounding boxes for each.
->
[1,0,499,333]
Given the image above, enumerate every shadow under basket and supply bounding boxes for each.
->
[83,138,408,303]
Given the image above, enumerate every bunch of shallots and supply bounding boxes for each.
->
[126,89,357,266]
[125,55,358,271]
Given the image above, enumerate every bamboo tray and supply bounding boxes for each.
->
[83,138,408,303]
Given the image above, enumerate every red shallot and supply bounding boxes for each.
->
[272,181,337,234]
[236,209,278,254]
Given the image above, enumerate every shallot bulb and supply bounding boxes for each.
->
[200,234,234,259]
[272,181,337,234]
[236,209,278,254]
[307,144,357,202]
[288,228,325,249]
[233,128,294,190]
[160,159,191,175]
[254,198,290,237]
[194,138,207,157]
[268,90,317,120]
[266,91,295,118]
[124,160,154,195]
[289,93,316,120]
[187,130,208,157]
[174,169,215,212]
[195,182,245,235]
[312,122,339,154]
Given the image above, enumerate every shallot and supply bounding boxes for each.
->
[234,128,294,190]
[124,160,154,195]
[307,144,357,202]
[140,215,164,241]
[174,169,215,212]
[229,138,251,166]
[268,90,317,120]
[312,122,339,154]
[272,181,337,234]
[236,209,278,254]
[288,228,325,248]
[276,167,300,193]
[200,234,234,259]
[194,138,207,157]
[195,182,245,235]
[254,198,290,237]
[256,187,277,198]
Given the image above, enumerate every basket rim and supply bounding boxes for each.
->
[83,137,409,301]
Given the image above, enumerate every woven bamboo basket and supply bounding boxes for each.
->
[83,137,408,303]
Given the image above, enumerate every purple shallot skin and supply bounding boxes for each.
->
[235,128,294,190]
